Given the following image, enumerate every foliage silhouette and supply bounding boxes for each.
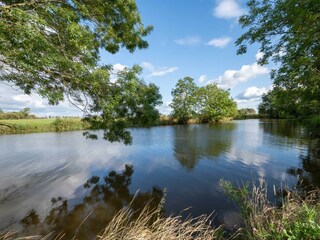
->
[18,165,164,239]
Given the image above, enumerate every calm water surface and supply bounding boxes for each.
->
[0,119,318,237]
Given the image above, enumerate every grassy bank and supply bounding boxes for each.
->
[0,115,242,135]
[0,118,90,134]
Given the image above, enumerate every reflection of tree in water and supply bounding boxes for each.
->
[259,119,306,143]
[173,123,235,170]
[260,120,320,189]
[287,149,320,189]
[19,165,163,239]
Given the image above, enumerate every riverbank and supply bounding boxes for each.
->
[0,116,267,135]
[0,116,196,135]
[0,118,89,134]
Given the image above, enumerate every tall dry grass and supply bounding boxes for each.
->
[1,200,223,240]
[98,200,222,240]
[220,179,320,239]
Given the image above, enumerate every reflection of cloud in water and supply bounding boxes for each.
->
[226,148,269,179]
[226,148,269,166]
[240,120,264,148]
[0,132,132,230]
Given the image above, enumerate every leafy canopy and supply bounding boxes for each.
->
[237,0,320,118]
[198,84,237,122]
[170,77,198,124]
[0,0,162,144]
[170,77,237,123]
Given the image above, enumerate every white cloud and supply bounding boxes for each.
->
[198,75,207,83]
[209,62,269,88]
[157,101,172,115]
[12,94,45,108]
[235,85,272,110]
[141,62,178,77]
[151,67,178,77]
[174,36,202,46]
[237,86,269,100]
[213,0,244,20]
[0,84,82,117]
[207,37,232,48]
[112,63,126,72]
[255,51,265,61]
[110,63,127,83]
[141,62,154,72]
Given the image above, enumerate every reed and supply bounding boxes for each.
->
[220,180,320,239]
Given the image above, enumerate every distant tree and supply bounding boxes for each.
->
[170,77,199,124]
[0,108,35,119]
[236,0,320,119]
[0,0,157,144]
[238,108,256,118]
[197,84,237,122]
[21,108,31,118]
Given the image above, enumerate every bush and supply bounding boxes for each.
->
[53,118,88,132]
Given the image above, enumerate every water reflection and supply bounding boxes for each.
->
[287,149,320,188]
[259,119,307,146]
[17,165,163,239]
[259,120,320,188]
[173,123,235,170]
[0,120,316,237]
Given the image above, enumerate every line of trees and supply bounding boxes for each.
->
[0,108,36,120]
[170,77,238,124]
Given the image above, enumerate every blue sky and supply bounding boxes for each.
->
[0,0,273,116]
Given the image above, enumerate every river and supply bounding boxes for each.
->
[0,119,318,238]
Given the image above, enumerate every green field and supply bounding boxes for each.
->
[0,118,89,134]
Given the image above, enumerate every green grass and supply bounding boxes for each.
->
[0,118,89,134]
[220,180,320,239]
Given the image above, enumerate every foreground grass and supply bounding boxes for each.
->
[98,202,222,240]
[220,180,320,239]
[0,118,89,134]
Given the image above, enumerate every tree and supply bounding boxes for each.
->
[83,65,162,144]
[258,91,278,118]
[129,83,162,126]
[21,107,31,118]
[238,108,256,118]
[236,0,320,119]
[170,77,198,124]
[197,84,237,122]
[258,87,302,119]
[0,0,157,143]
